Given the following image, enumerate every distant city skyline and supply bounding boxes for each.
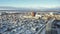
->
[0,0,60,8]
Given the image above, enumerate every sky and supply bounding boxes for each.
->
[0,0,60,8]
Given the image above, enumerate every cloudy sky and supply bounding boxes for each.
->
[0,0,60,8]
